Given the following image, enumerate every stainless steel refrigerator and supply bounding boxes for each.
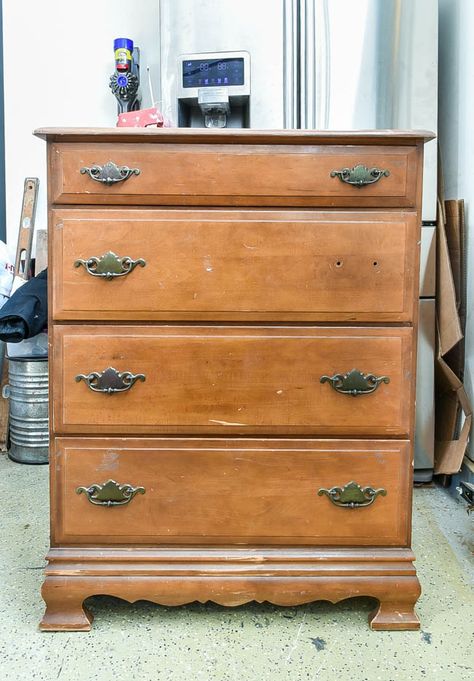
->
[158,0,438,479]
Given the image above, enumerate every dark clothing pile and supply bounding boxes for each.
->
[0,269,47,342]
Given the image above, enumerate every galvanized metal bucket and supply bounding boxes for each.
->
[2,358,49,464]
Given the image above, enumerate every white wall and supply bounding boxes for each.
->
[2,0,160,249]
[438,0,474,417]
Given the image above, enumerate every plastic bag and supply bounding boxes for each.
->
[0,241,15,308]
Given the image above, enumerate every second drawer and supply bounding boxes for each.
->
[53,325,413,436]
[52,208,418,323]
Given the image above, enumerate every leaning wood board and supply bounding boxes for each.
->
[35,127,434,631]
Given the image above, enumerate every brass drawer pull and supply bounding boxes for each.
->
[330,164,390,187]
[320,368,389,397]
[318,481,387,509]
[74,250,146,280]
[80,161,140,186]
[76,479,145,507]
[75,367,146,394]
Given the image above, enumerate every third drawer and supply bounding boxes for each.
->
[53,324,414,436]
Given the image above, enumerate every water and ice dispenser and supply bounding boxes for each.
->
[177,51,250,128]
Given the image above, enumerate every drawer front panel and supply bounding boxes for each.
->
[52,209,418,323]
[54,437,410,546]
[53,325,413,436]
[50,142,420,207]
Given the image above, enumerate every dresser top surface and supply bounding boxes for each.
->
[34,127,435,145]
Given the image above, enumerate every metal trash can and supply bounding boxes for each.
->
[2,357,49,464]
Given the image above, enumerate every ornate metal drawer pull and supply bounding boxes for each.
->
[80,161,140,186]
[330,164,390,187]
[76,479,145,507]
[75,367,146,394]
[74,251,146,280]
[318,481,387,508]
[320,368,389,397]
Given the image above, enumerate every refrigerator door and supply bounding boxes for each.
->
[415,299,436,481]
[159,1,437,219]
[159,0,298,129]
[420,225,436,298]
[303,0,438,221]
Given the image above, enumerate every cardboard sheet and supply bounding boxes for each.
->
[435,197,472,474]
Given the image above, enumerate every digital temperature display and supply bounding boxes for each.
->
[182,58,245,88]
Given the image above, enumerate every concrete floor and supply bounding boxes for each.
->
[0,455,472,681]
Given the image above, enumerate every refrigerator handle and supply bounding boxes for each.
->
[302,0,331,129]
[283,0,299,128]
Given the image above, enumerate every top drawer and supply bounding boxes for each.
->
[49,142,422,208]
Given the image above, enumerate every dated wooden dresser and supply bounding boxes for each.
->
[35,128,433,631]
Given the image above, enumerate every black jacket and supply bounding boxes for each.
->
[0,269,47,342]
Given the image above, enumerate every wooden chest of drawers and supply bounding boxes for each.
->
[36,127,433,631]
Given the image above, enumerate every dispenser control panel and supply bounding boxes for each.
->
[183,57,245,88]
[177,50,250,128]
[178,50,250,99]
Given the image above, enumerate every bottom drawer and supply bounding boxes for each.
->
[53,438,411,546]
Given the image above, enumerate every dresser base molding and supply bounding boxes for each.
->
[40,547,421,631]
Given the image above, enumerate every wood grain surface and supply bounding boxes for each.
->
[52,208,418,322]
[53,437,410,546]
[49,142,421,207]
[35,126,435,144]
[52,324,413,436]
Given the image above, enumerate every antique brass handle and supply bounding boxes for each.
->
[80,161,140,186]
[318,481,387,508]
[76,479,145,507]
[74,250,146,280]
[320,368,390,397]
[330,164,390,187]
[75,367,146,394]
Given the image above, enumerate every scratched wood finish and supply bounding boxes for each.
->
[54,437,410,546]
[36,128,431,631]
[40,550,422,631]
[35,127,435,143]
[52,208,418,322]
[53,325,412,436]
[49,142,421,207]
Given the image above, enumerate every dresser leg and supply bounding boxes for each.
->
[40,578,93,631]
[368,598,421,631]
